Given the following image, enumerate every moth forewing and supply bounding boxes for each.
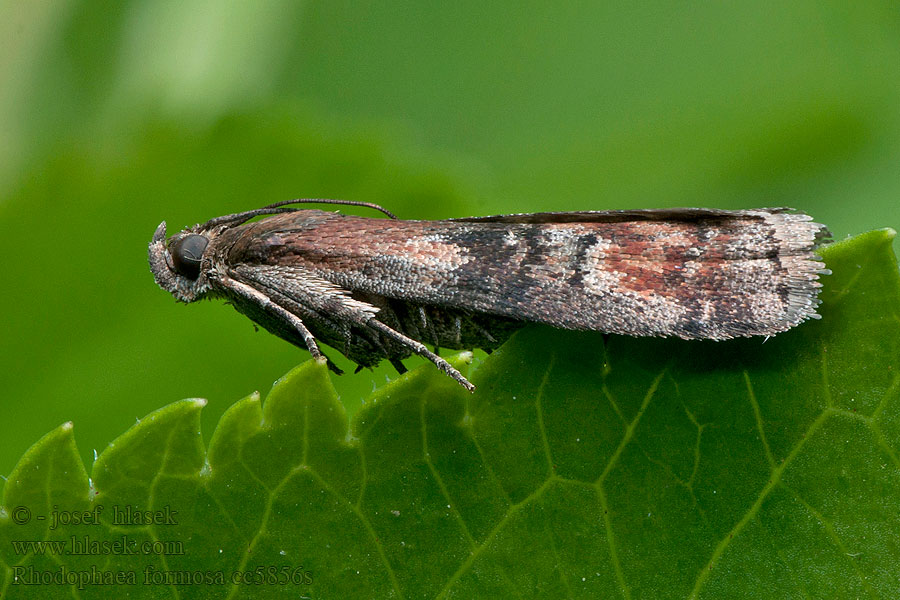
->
[149,202,830,391]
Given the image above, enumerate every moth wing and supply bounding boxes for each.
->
[451,208,831,247]
[223,208,829,342]
[384,209,828,340]
[448,207,796,225]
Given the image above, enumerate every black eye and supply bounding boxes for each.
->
[170,234,209,280]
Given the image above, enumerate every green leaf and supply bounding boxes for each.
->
[1,228,898,599]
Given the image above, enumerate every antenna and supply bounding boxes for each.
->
[258,199,398,219]
[201,198,399,229]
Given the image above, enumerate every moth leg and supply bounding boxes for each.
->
[390,358,408,374]
[220,275,344,374]
[340,322,355,354]
[318,350,344,375]
[418,306,441,354]
[367,319,475,392]
[353,321,391,357]
[466,314,497,344]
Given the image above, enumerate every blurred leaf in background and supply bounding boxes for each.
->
[1,0,898,477]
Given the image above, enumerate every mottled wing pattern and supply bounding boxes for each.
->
[223,208,828,340]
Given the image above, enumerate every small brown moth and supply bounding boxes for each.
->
[148,200,830,391]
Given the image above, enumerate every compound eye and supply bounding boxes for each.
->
[170,234,209,280]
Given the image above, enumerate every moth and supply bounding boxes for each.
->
[149,200,830,391]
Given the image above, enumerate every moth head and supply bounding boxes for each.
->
[148,221,214,302]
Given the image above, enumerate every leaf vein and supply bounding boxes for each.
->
[535,353,557,477]
[437,476,555,598]
[596,484,631,600]
[420,393,475,548]
[744,371,776,468]
[687,408,831,598]
[780,483,879,597]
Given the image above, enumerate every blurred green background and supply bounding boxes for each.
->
[1,1,898,476]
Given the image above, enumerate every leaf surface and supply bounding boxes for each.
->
[1,230,898,599]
